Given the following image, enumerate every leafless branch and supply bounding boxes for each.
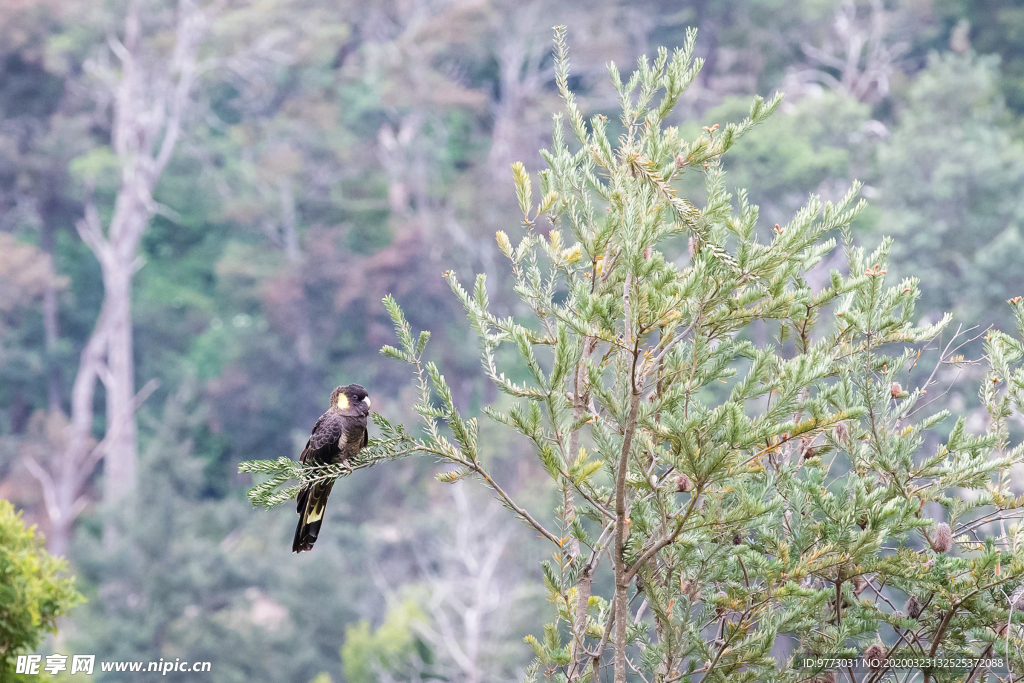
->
[23,456,60,524]
[81,378,161,476]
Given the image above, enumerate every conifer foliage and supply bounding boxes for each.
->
[243,28,1024,682]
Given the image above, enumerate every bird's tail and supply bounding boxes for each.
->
[293,481,335,553]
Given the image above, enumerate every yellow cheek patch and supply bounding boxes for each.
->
[337,394,349,409]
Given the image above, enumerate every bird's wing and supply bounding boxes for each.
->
[300,412,344,466]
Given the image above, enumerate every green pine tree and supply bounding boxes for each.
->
[243,27,1024,683]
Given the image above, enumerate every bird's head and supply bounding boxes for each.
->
[330,384,371,411]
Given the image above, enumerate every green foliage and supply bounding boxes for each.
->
[68,146,119,188]
[704,92,872,228]
[341,597,435,683]
[5,0,1024,680]
[937,0,1024,113]
[243,28,1024,681]
[879,53,1024,329]
[0,500,82,680]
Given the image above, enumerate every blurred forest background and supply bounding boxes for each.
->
[1,0,1024,680]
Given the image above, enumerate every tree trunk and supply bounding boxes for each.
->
[24,0,205,553]
[40,220,63,413]
[47,481,76,558]
[101,257,139,505]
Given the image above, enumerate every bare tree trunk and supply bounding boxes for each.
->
[25,301,109,556]
[102,257,140,503]
[40,220,63,414]
[278,179,301,261]
[377,113,423,218]
[485,3,546,183]
[786,0,905,104]
[25,0,205,553]
[276,175,319,423]
[410,485,513,683]
[277,177,312,363]
[96,0,202,511]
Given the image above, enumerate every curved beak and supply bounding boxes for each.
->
[362,396,372,408]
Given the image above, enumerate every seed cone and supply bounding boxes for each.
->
[863,643,885,668]
[905,594,922,619]
[930,522,953,553]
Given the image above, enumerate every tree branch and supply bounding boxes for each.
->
[79,378,160,478]
[22,456,60,524]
